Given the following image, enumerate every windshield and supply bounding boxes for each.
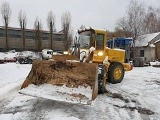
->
[78,31,93,49]
[47,51,53,55]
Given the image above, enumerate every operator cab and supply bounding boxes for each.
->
[77,27,106,50]
[75,27,106,63]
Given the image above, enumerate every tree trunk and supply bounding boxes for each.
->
[5,23,8,51]
[22,27,25,51]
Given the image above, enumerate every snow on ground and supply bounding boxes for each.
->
[0,63,160,120]
[0,63,31,96]
[19,84,93,105]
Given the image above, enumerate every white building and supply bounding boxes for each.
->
[135,32,160,63]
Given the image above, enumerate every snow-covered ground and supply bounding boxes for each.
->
[0,63,160,120]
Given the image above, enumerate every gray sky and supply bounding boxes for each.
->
[0,0,160,33]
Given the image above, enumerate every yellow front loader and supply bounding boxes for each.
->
[19,27,133,105]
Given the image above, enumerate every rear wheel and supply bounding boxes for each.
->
[108,62,124,84]
[98,65,107,94]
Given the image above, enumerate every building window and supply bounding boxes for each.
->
[140,50,144,57]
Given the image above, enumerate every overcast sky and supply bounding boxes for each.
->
[0,0,159,33]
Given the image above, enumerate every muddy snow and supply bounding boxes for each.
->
[0,63,160,120]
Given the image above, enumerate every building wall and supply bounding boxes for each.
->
[134,46,155,63]
[155,41,160,60]
[0,27,65,52]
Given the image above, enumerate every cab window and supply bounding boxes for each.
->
[96,34,104,50]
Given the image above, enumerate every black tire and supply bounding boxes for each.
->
[108,62,124,84]
[98,65,107,94]
[18,58,25,64]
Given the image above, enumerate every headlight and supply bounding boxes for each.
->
[63,51,68,55]
[97,52,103,56]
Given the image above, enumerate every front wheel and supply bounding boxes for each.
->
[98,65,107,94]
[108,62,124,84]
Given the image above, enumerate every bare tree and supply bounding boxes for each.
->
[156,8,160,31]
[116,0,160,59]
[1,2,12,51]
[47,11,56,50]
[113,27,132,38]
[117,0,160,36]
[105,30,113,40]
[68,28,74,45]
[143,6,160,33]
[117,0,146,40]
[18,10,27,51]
[116,0,147,59]
[158,8,160,32]
[61,11,72,50]
[116,17,134,38]
[34,17,43,51]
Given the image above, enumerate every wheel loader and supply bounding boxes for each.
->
[19,27,133,105]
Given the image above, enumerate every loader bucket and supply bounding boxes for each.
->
[52,55,79,61]
[19,59,98,105]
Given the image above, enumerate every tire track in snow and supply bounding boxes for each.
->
[0,82,22,114]
[105,86,159,120]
